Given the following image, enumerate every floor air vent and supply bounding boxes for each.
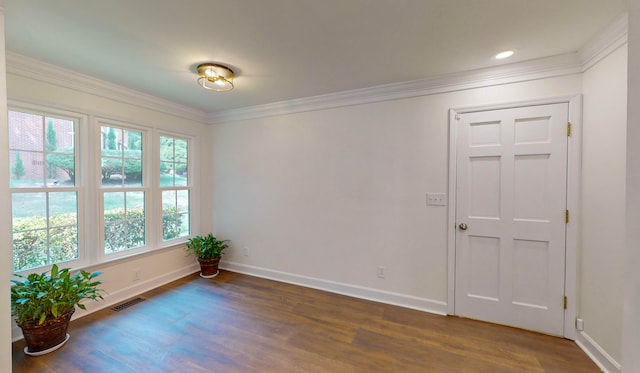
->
[111,297,145,312]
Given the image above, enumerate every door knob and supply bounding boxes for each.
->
[459,223,468,231]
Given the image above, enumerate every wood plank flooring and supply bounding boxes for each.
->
[12,270,601,372]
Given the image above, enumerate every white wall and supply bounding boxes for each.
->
[0,1,12,371]
[580,44,628,365]
[5,73,212,341]
[622,2,640,372]
[212,74,582,310]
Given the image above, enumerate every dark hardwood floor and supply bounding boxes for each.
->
[13,270,601,372]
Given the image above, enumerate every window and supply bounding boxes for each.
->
[8,109,80,272]
[159,135,190,241]
[99,123,147,255]
[8,104,197,273]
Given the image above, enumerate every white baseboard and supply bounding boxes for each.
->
[11,263,200,342]
[575,330,621,373]
[220,261,448,316]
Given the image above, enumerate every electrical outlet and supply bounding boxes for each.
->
[242,246,249,257]
[133,269,141,282]
[426,193,446,206]
[377,266,385,279]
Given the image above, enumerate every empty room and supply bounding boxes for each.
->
[2,1,640,372]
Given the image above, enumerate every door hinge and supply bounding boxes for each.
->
[565,210,569,224]
[455,113,461,120]
[564,296,568,310]
[567,122,572,137]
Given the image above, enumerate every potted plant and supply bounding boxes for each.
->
[185,233,229,278]
[11,264,103,355]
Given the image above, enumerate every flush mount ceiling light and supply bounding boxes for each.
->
[196,63,234,91]
[495,50,515,60]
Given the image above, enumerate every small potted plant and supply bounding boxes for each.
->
[11,264,103,355]
[185,233,229,278]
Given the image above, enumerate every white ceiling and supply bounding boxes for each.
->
[4,1,628,114]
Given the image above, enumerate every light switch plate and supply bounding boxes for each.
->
[427,193,446,206]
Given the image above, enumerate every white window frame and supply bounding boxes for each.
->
[157,131,194,247]
[8,100,200,273]
[8,102,89,273]
[95,117,153,261]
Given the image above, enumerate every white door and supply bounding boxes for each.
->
[454,103,568,336]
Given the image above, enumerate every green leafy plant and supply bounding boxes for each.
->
[11,264,103,325]
[185,233,229,259]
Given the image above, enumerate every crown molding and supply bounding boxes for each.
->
[211,12,629,124]
[5,10,628,126]
[210,53,583,123]
[579,12,628,71]
[5,52,210,124]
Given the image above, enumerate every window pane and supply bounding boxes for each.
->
[101,156,124,186]
[159,136,174,162]
[104,192,125,211]
[162,190,175,210]
[10,151,44,188]
[11,192,79,272]
[162,215,178,240]
[160,161,173,187]
[50,225,78,265]
[13,230,47,271]
[9,111,43,151]
[175,139,187,163]
[45,117,76,187]
[161,190,189,241]
[46,154,75,186]
[124,159,142,187]
[177,190,189,213]
[12,192,46,228]
[127,130,142,151]
[159,135,190,241]
[49,192,77,218]
[9,111,77,188]
[175,162,188,186]
[126,192,145,218]
[124,129,143,155]
[101,126,143,187]
[46,117,75,151]
[104,191,146,254]
[179,214,190,238]
[159,136,188,187]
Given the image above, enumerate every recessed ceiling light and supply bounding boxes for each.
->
[495,50,515,60]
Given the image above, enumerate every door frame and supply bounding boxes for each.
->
[447,95,582,339]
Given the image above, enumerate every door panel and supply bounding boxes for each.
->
[455,103,568,336]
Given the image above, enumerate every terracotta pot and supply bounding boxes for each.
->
[18,308,75,354]
[198,256,221,278]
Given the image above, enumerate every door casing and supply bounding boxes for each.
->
[447,95,582,339]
